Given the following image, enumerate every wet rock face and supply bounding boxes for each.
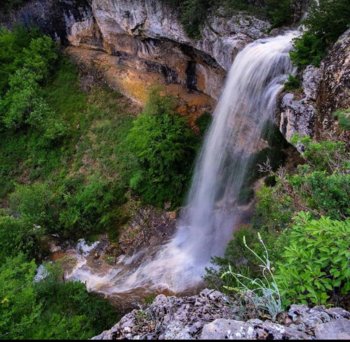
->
[93,289,350,340]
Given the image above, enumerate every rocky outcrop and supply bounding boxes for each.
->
[279,66,321,143]
[93,289,350,340]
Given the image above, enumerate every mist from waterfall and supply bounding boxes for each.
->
[67,31,298,295]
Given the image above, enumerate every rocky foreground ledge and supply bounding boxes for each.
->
[93,289,350,340]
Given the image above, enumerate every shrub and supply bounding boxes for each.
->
[290,32,326,67]
[57,175,126,238]
[333,108,350,131]
[0,34,58,129]
[127,88,198,208]
[290,0,350,67]
[0,255,118,340]
[33,264,117,339]
[205,225,283,292]
[0,254,41,340]
[0,215,45,261]
[0,26,40,94]
[292,135,349,173]
[284,74,301,91]
[289,171,350,220]
[253,184,295,231]
[265,0,292,27]
[276,213,350,306]
[9,183,57,229]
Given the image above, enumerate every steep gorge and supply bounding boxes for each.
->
[2,1,350,339]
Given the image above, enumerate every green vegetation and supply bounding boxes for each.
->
[284,74,301,91]
[127,88,198,208]
[0,26,201,338]
[290,0,350,67]
[334,108,350,131]
[277,213,350,307]
[207,135,350,312]
[0,256,117,339]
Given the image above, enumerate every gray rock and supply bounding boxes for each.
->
[93,289,350,340]
[314,319,350,340]
[201,319,255,340]
[279,93,316,145]
[302,65,321,101]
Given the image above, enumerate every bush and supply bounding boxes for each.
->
[127,88,198,207]
[0,215,45,261]
[289,171,350,220]
[290,0,350,67]
[284,74,301,91]
[9,183,57,229]
[0,33,58,129]
[205,225,283,292]
[333,108,350,131]
[58,175,126,238]
[290,32,326,67]
[293,135,349,173]
[253,184,295,231]
[33,264,117,340]
[221,233,283,320]
[0,255,118,340]
[265,0,292,27]
[0,254,41,340]
[162,0,292,38]
[276,213,350,306]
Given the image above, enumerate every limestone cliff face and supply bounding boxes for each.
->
[66,0,270,104]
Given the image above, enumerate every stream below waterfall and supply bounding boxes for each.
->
[41,30,299,306]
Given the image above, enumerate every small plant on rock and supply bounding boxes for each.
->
[221,233,283,321]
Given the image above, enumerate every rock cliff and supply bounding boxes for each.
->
[1,0,271,115]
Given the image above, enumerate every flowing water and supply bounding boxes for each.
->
[65,31,298,298]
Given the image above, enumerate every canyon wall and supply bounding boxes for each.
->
[2,0,348,140]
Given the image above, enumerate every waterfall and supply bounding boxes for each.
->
[66,31,298,295]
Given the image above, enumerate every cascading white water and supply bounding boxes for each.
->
[66,31,298,295]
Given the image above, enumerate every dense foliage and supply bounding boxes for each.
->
[277,213,350,307]
[127,88,198,207]
[0,28,128,339]
[290,0,350,67]
[0,256,117,339]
